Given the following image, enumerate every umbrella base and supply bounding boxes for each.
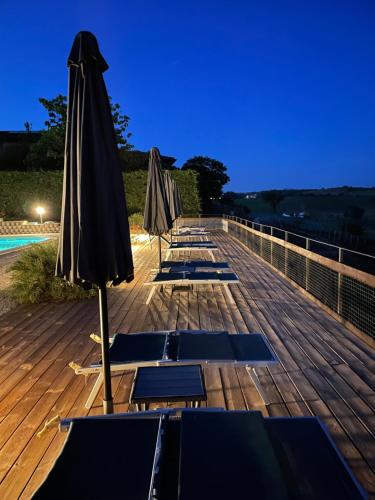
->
[103,398,114,414]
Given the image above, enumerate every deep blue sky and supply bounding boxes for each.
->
[1,0,374,191]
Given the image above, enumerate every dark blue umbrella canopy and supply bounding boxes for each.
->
[143,147,173,236]
[164,171,177,221]
[174,180,183,217]
[55,31,134,288]
[55,31,134,413]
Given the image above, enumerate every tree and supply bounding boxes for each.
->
[24,121,32,133]
[261,190,284,213]
[181,156,230,212]
[118,149,176,172]
[24,94,132,170]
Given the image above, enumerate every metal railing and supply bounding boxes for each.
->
[224,215,375,275]
[180,214,223,230]
[223,215,375,341]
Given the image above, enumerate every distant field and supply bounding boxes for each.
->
[235,188,375,239]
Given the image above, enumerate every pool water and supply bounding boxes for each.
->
[0,236,49,252]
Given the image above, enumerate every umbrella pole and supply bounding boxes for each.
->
[98,286,113,414]
[158,236,162,271]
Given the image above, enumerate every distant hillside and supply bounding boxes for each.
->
[234,186,375,243]
[240,186,375,197]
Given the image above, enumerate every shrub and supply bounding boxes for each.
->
[129,212,144,231]
[8,240,97,304]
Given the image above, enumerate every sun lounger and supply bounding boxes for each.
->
[70,331,277,409]
[160,260,230,272]
[33,409,366,499]
[179,225,207,231]
[144,270,239,304]
[165,241,218,261]
[33,416,161,500]
[172,229,210,237]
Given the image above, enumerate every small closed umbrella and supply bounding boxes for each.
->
[164,171,177,222]
[143,147,172,269]
[173,181,183,232]
[164,171,178,243]
[56,31,134,414]
[176,183,183,216]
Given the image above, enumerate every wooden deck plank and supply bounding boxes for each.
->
[220,365,246,410]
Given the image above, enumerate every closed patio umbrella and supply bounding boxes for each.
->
[143,147,172,269]
[176,183,183,217]
[164,171,178,244]
[173,181,183,232]
[56,31,134,414]
[164,171,177,222]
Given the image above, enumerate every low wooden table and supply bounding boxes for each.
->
[130,365,207,411]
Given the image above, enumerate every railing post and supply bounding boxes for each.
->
[260,225,263,257]
[337,248,343,315]
[270,227,274,266]
[305,238,310,291]
[285,231,289,276]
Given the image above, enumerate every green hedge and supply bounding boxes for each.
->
[0,169,200,220]
[124,169,200,215]
[0,171,63,220]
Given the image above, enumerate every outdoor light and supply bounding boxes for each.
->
[36,206,45,224]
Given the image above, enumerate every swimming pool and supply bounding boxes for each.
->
[0,236,49,253]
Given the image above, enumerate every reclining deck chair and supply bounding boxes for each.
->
[172,229,210,237]
[165,241,218,261]
[144,270,239,304]
[160,260,230,272]
[33,409,366,499]
[70,331,277,409]
[180,224,206,231]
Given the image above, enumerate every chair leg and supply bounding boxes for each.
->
[209,250,216,262]
[247,366,270,406]
[146,286,157,305]
[85,372,104,409]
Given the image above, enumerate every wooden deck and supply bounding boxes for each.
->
[0,230,374,498]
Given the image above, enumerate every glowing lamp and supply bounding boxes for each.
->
[36,206,45,224]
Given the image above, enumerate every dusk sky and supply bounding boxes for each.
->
[1,0,374,191]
